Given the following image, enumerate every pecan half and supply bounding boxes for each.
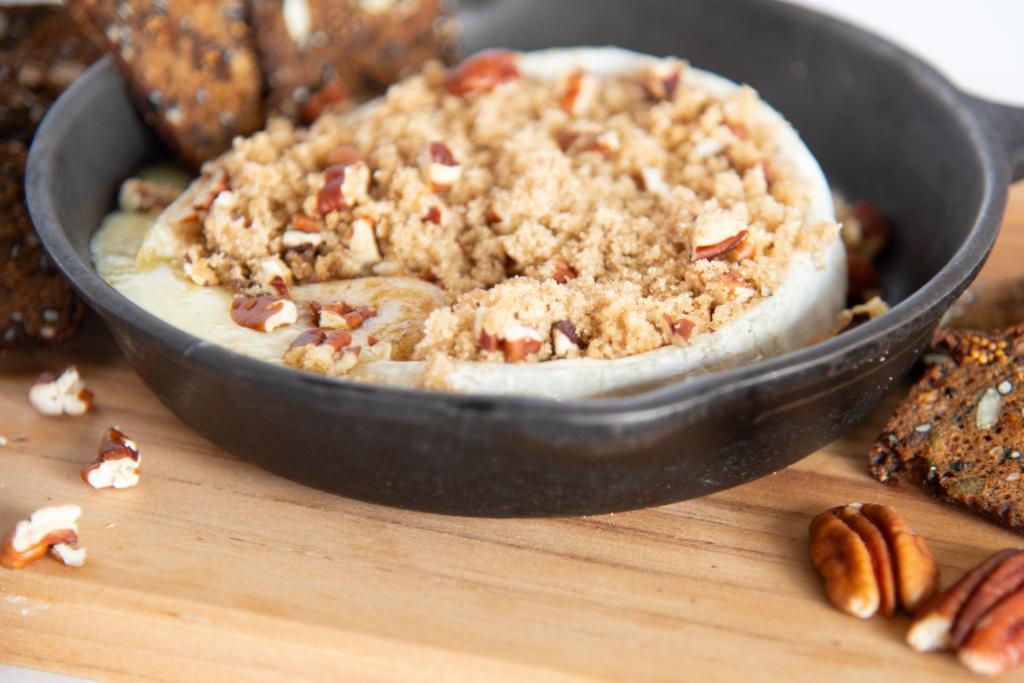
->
[908,549,1021,653]
[230,296,298,332]
[82,427,141,490]
[809,504,937,619]
[445,49,519,97]
[809,507,882,618]
[859,503,939,614]
[950,551,1024,648]
[959,589,1024,675]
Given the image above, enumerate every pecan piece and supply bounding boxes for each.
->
[551,320,583,357]
[28,366,93,416]
[316,161,371,215]
[230,296,298,332]
[319,303,377,331]
[1,505,82,569]
[445,49,519,97]
[642,58,684,102]
[283,213,325,249]
[423,141,462,192]
[908,549,1021,653]
[551,259,576,284]
[300,81,351,125]
[665,316,695,344]
[559,69,597,117]
[692,207,749,260]
[82,427,141,490]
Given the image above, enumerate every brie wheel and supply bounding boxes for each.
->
[93,47,845,399]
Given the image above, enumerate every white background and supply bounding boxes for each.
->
[2,1,1021,681]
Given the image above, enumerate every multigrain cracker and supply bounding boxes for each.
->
[66,0,263,166]
[249,0,458,120]
[869,326,1024,531]
[1,141,84,348]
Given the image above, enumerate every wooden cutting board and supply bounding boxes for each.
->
[2,184,1023,682]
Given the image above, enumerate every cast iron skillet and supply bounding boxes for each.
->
[26,0,1024,516]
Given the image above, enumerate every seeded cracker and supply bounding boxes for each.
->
[0,6,98,349]
[66,0,263,167]
[869,326,1024,532]
[249,0,458,120]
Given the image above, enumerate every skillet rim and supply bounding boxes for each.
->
[26,1,1007,427]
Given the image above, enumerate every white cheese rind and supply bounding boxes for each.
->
[96,47,845,400]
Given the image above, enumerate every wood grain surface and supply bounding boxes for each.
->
[1,183,1023,682]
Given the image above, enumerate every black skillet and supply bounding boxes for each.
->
[26,0,1024,516]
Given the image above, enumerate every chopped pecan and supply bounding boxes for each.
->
[316,161,371,215]
[319,303,376,331]
[192,174,229,211]
[118,177,181,213]
[692,207,749,260]
[28,366,93,416]
[559,69,597,117]
[705,271,757,305]
[82,427,141,489]
[665,315,695,344]
[1,505,82,569]
[326,145,361,167]
[423,141,462,192]
[445,49,519,97]
[423,206,443,225]
[300,80,351,125]
[349,217,382,265]
[551,320,582,357]
[477,321,542,361]
[640,166,670,196]
[230,296,298,332]
[551,259,576,284]
[642,58,684,102]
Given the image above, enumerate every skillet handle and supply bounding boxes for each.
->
[966,95,1024,182]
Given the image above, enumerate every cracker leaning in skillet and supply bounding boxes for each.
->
[0,5,98,348]
[0,4,100,144]
[870,326,1024,532]
[65,0,263,167]
[248,0,458,121]
[1,141,84,347]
